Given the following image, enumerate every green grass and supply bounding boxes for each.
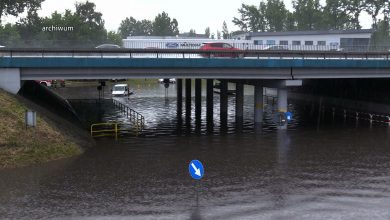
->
[0,90,83,169]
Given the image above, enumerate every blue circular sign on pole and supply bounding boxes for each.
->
[189,160,204,180]
[285,112,293,121]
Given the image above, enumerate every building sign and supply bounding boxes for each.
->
[165,42,179,48]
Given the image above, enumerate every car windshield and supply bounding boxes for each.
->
[113,86,125,91]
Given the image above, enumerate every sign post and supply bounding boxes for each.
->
[25,110,36,129]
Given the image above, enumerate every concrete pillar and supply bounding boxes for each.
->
[235,83,244,131]
[220,80,228,131]
[278,88,288,130]
[254,85,264,123]
[206,79,214,132]
[176,79,183,133]
[195,79,202,133]
[185,79,192,130]
[0,68,21,94]
[195,79,202,120]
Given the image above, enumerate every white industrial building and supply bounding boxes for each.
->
[122,36,253,49]
[233,29,374,51]
[122,29,374,51]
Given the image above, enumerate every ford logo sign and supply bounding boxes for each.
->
[166,42,179,48]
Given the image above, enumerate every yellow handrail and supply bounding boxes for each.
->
[91,122,120,139]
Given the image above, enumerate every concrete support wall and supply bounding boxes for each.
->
[278,88,288,130]
[0,68,21,94]
[235,83,244,129]
[176,79,183,133]
[195,79,202,122]
[206,79,214,131]
[195,79,202,132]
[220,80,228,131]
[278,89,288,113]
[185,79,192,124]
[254,85,264,124]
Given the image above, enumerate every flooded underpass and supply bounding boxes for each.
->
[1,81,390,219]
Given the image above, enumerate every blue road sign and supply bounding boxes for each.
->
[285,112,293,121]
[189,160,204,180]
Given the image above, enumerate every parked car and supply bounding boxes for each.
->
[262,45,289,50]
[37,80,52,87]
[199,42,243,58]
[111,84,132,96]
[95,44,121,49]
[37,80,65,87]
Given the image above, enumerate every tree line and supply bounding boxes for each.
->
[232,0,389,32]
[0,1,181,48]
[231,0,389,48]
[0,0,389,48]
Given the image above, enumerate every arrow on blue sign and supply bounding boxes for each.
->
[189,160,204,180]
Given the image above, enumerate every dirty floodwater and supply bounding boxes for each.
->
[1,82,390,220]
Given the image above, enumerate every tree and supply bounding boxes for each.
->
[341,0,365,29]
[107,31,123,46]
[14,1,107,48]
[0,0,44,24]
[232,3,266,32]
[152,11,179,36]
[285,12,296,31]
[204,27,210,38]
[119,17,153,38]
[189,29,196,37]
[222,21,229,39]
[265,0,288,31]
[118,17,138,38]
[216,30,221,39]
[138,19,153,36]
[0,23,21,47]
[370,19,390,51]
[72,1,106,47]
[322,0,353,30]
[363,0,386,28]
[75,1,104,28]
[292,0,323,30]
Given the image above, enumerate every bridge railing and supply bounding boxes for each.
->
[0,48,389,60]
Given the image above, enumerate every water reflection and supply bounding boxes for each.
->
[1,83,390,219]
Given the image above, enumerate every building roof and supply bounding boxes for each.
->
[244,29,374,38]
[126,35,209,39]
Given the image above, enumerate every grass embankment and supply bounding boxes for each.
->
[0,90,82,169]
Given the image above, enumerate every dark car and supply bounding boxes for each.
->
[199,42,243,58]
[95,44,121,49]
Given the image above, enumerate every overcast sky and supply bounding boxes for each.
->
[3,0,372,34]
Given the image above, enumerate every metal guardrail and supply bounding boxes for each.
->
[1,48,390,60]
[112,99,145,135]
[331,108,390,125]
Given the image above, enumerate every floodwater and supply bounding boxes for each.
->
[1,82,390,220]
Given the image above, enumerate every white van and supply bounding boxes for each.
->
[111,84,131,96]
